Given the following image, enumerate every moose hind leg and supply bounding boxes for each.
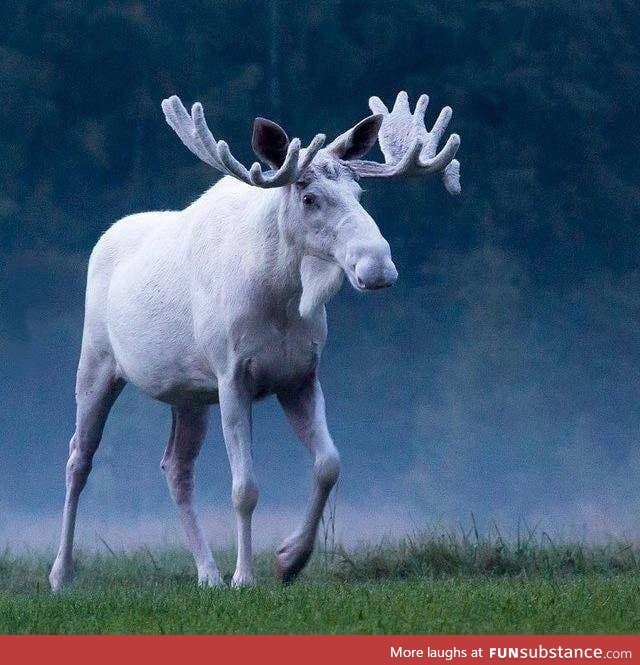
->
[276,375,340,583]
[161,406,222,587]
[49,358,124,592]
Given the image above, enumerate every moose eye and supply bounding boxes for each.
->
[302,193,316,206]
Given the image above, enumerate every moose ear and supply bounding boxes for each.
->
[327,114,383,161]
[252,117,290,169]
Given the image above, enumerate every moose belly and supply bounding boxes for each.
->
[109,316,320,404]
[110,329,219,405]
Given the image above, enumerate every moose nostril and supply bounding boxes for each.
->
[354,256,397,289]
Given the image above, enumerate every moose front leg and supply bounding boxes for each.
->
[276,374,340,582]
[219,380,258,587]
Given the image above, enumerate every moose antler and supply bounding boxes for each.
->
[349,91,461,194]
[161,95,326,188]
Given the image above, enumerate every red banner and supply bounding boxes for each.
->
[0,635,637,664]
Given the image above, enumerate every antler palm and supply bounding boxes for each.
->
[368,91,461,194]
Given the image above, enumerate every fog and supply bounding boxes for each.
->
[2,234,638,551]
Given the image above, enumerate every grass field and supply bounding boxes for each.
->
[1,533,639,634]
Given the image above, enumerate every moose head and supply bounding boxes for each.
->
[162,91,461,303]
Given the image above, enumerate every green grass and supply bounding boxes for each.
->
[1,535,639,634]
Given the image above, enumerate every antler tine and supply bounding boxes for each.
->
[428,105,453,144]
[442,159,461,195]
[250,138,301,187]
[216,140,253,182]
[298,133,327,171]
[162,96,219,168]
[416,133,460,174]
[190,102,226,171]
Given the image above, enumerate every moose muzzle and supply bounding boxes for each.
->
[339,210,399,291]
[354,253,398,290]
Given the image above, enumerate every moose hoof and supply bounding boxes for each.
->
[49,559,75,593]
[197,568,224,588]
[231,570,256,588]
[275,538,313,584]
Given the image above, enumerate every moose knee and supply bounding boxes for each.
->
[232,478,259,514]
[314,451,340,489]
[65,448,93,488]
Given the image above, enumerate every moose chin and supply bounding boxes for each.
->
[49,90,461,592]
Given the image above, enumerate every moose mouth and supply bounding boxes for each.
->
[356,276,390,291]
[344,267,367,292]
[346,268,395,292]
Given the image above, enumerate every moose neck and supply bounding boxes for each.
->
[262,185,305,290]
[189,178,342,319]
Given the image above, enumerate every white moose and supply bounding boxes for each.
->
[49,91,461,590]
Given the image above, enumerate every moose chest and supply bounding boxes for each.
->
[223,309,326,399]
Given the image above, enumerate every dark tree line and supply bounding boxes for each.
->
[1,1,639,338]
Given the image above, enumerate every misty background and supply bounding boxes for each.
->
[1,1,639,550]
